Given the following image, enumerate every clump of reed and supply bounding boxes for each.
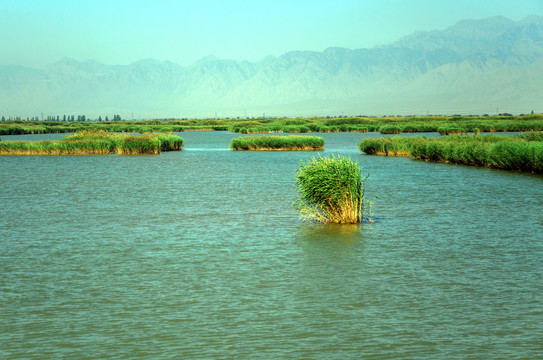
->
[359,133,543,173]
[0,138,114,155]
[230,135,324,151]
[358,136,424,156]
[293,155,369,224]
[410,134,543,172]
[437,125,467,135]
[378,125,403,134]
[156,133,184,152]
[0,131,183,155]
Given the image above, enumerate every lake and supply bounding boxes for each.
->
[1,131,542,359]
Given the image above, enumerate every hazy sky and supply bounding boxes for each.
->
[1,0,542,68]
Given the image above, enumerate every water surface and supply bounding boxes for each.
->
[1,131,542,359]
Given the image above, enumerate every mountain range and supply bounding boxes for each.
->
[1,15,542,119]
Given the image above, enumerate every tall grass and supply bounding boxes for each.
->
[3,114,543,135]
[0,131,183,155]
[293,155,369,223]
[359,133,543,173]
[156,133,184,151]
[225,115,543,134]
[358,136,426,156]
[409,135,543,172]
[230,136,324,150]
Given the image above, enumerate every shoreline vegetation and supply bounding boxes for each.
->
[1,114,543,136]
[1,115,541,174]
[359,133,543,173]
[0,131,183,155]
[230,136,324,151]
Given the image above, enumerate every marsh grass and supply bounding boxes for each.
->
[3,115,543,135]
[0,130,183,155]
[293,155,369,224]
[358,137,424,156]
[225,115,543,134]
[360,132,543,173]
[230,135,324,151]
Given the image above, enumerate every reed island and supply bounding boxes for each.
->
[230,135,324,151]
[0,131,183,155]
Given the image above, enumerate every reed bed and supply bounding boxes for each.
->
[4,114,543,135]
[293,155,368,223]
[230,135,324,151]
[0,131,183,155]
[226,115,543,134]
[359,133,543,173]
[358,136,426,156]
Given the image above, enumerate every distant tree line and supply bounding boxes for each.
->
[0,114,122,122]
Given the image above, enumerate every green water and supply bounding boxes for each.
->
[1,132,542,359]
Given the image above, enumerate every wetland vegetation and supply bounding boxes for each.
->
[3,114,543,173]
[359,132,543,173]
[230,135,324,151]
[293,155,368,224]
[0,131,183,155]
[2,114,543,135]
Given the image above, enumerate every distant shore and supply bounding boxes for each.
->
[1,114,542,136]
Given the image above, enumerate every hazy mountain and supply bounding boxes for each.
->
[1,15,542,118]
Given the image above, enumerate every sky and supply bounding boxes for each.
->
[1,0,542,69]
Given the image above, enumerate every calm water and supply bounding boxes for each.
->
[1,131,542,359]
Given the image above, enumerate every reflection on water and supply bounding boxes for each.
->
[296,223,365,243]
[1,131,542,359]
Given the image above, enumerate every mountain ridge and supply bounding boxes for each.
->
[1,15,542,118]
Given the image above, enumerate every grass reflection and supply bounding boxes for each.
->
[293,223,369,278]
[295,223,365,244]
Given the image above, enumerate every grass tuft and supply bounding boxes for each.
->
[293,154,370,224]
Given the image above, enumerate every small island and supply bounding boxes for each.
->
[230,135,324,151]
[0,131,183,155]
